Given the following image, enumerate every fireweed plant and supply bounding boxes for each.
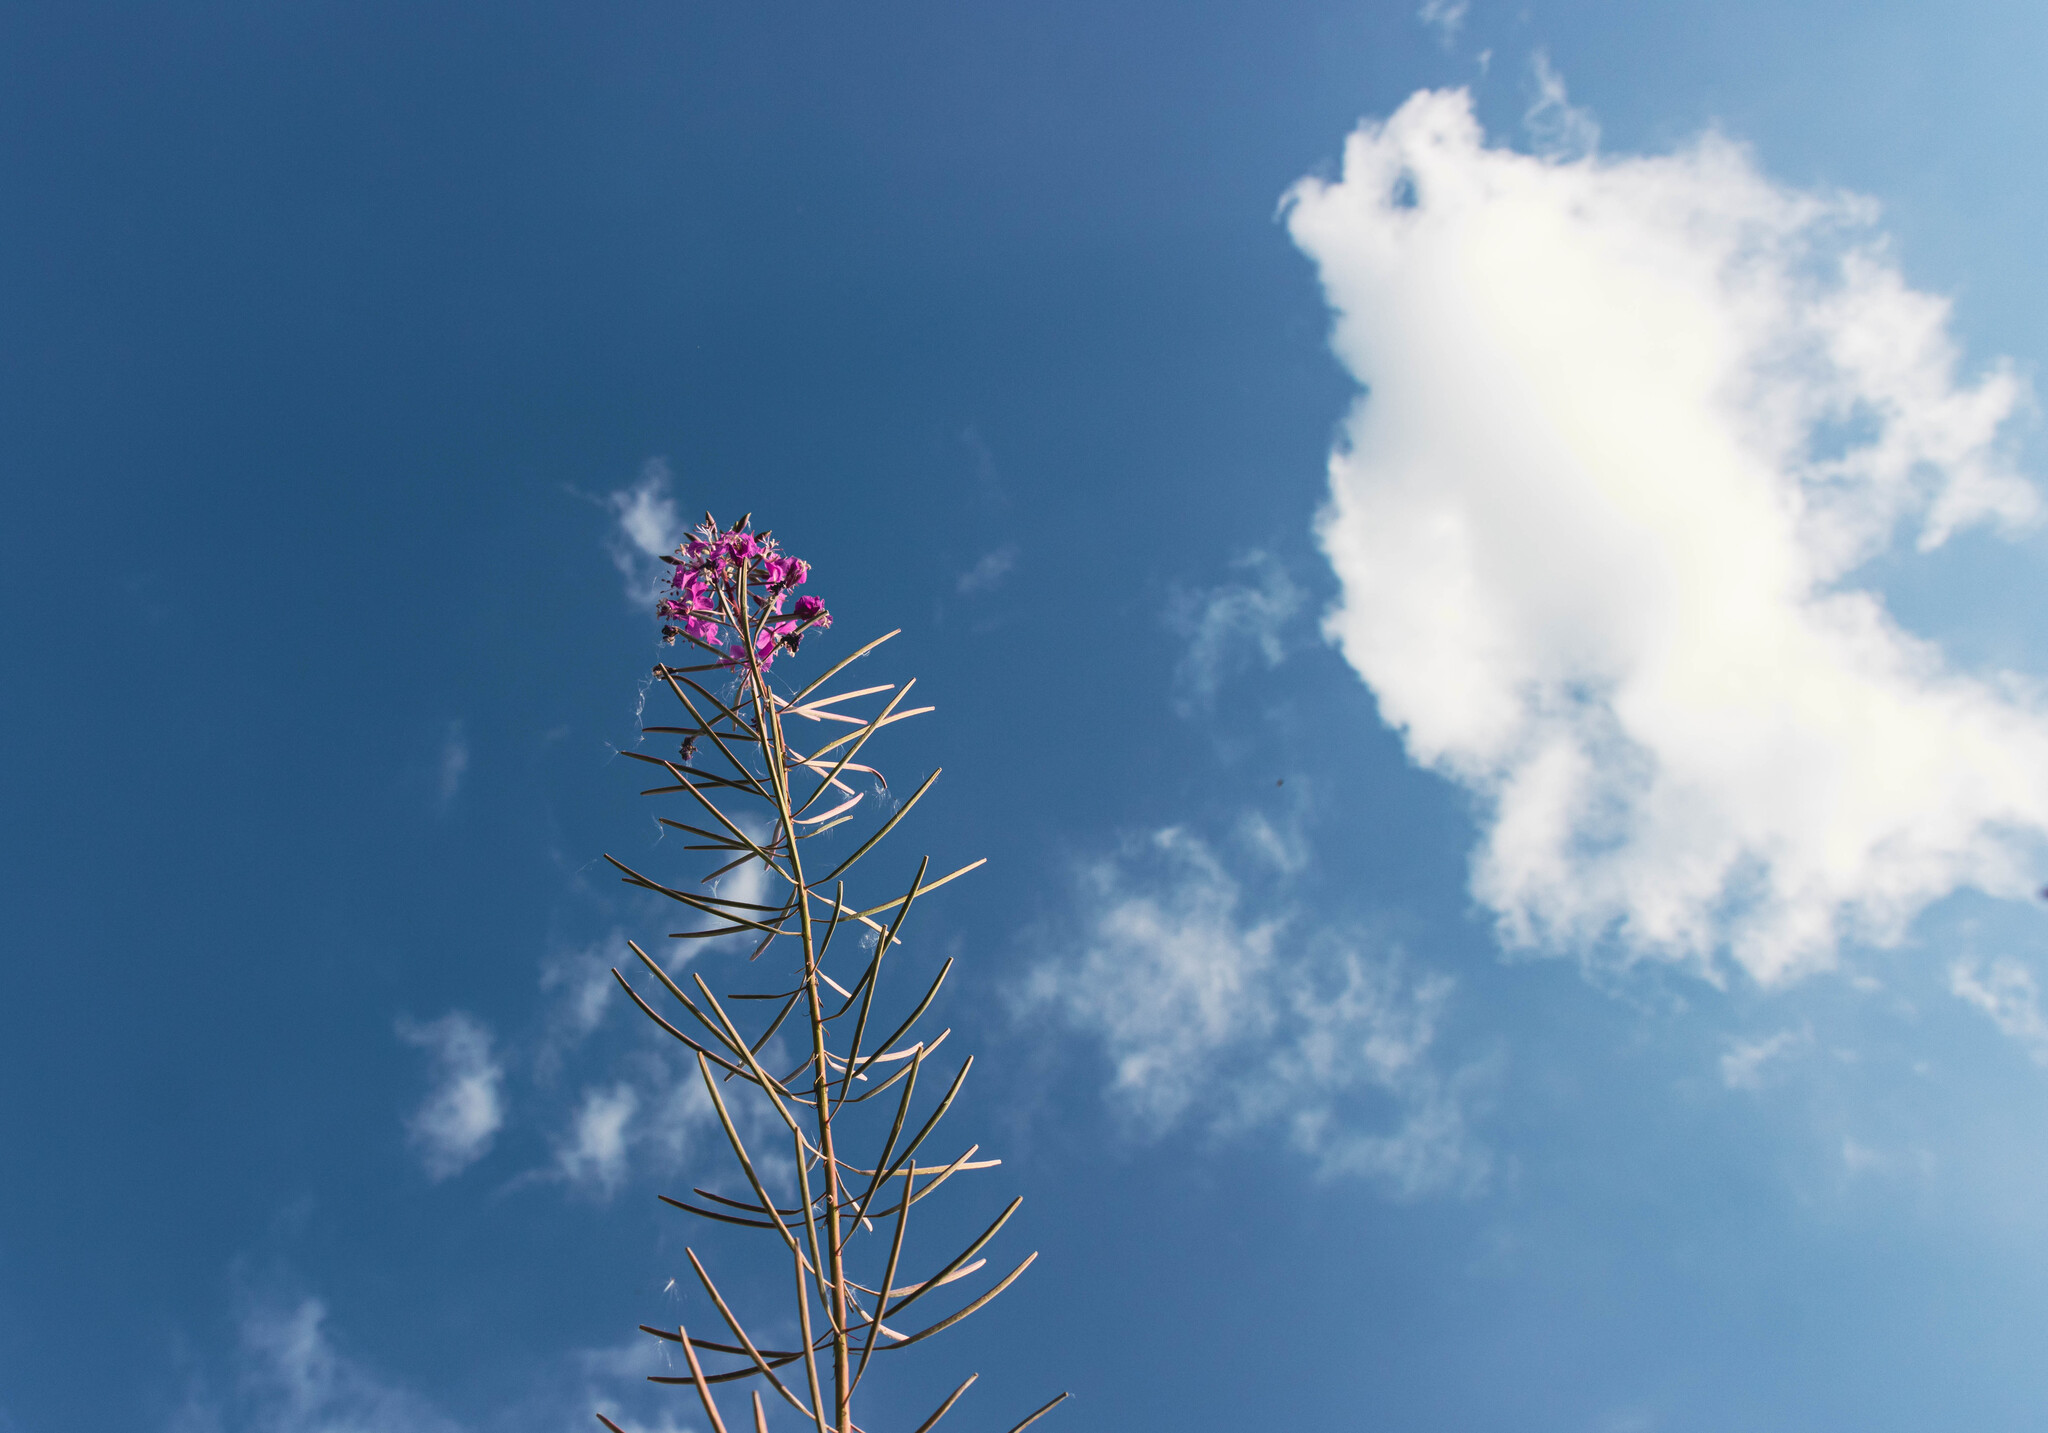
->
[598,516,1066,1433]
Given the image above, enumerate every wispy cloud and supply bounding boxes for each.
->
[580,1408,696,1433]
[1840,1135,1935,1180]
[536,933,621,1080]
[555,1082,638,1199]
[172,1294,463,1433]
[606,458,687,607]
[1416,0,1468,46]
[1950,957,2048,1061]
[542,1061,717,1201]
[434,720,468,813]
[1167,552,1304,715]
[956,545,1018,595]
[639,1068,715,1172]
[1524,52,1598,159]
[959,425,1009,509]
[1720,1024,1813,1090]
[1286,86,2047,985]
[169,1277,703,1433]
[571,1332,719,1433]
[1019,821,1488,1197]
[528,926,725,1196]
[395,1013,505,1182]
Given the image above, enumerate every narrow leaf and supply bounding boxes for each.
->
[817,769,943,886]
[883,1198,1021,1321]
[876,1252,1039,1351]
[612,969,751,1082]
[847,959,953,1086]
[686,1249,816,1421]
[675,1320,732,1433]
[784,630,901,708]
[1001,1391,1071,1433]
[908,1374,978,1433]
[851,858,986,919]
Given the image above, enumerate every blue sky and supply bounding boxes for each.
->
[9,2,2048,1430]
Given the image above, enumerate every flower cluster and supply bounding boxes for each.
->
[656,514,831,670]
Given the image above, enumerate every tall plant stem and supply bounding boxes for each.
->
[742,591,852,1433]
[613,514,1063,1433]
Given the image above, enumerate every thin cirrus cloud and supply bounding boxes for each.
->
[1719,1024,1813,1091]
[536,932,623,1080]
[395,1012,506,1182]
[169,1294,463,1433]
[520,930,723,1200]
[956,544,1018,595]
[1020,819,1489,1198]
[1415,0,1468,48]
[1285,82,2048,986]
[434,719,468,813]
[1167,551,1304,714]
[548,1068,716,1200]
[554,1082,639,1199]
[606,457,686,606]
[1949,958,2048,1062]
[167,1282,695,1433]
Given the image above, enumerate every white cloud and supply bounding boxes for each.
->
[1417,0,1469,46]
[960,424,1009,508]
[607,458,687,606]
[1523,52,1598,160]
[531,931,721,1194]
[1261,944,1480,1191]
[956,545,1018,595]
[1840,1135,1934,1179]
[556,1083,639,1198]
[1026,828,1282,1129]
[543,1060,714,1199]
[1019,823,1488,1197]
[640,1068,715,1171]
[1237,807,1309,876]
[396,1013,505,1182]
[1168,551,1304,714]
[1950,957,2048,1061]
[1720,1024,1812,1090]
[171,1284,698,1433]
[582,1409,696,1433]
[434,720,468,812]
[174,1295,463,1433]
[573,1338,703,1433]
[537,934,622,1080]
[1286,86,2048,986]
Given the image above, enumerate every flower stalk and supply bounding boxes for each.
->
[597,514,1066,1433]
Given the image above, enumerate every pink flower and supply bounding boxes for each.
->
[763,555,809,589]
[725,625,784,671]
[658,514,829,667]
